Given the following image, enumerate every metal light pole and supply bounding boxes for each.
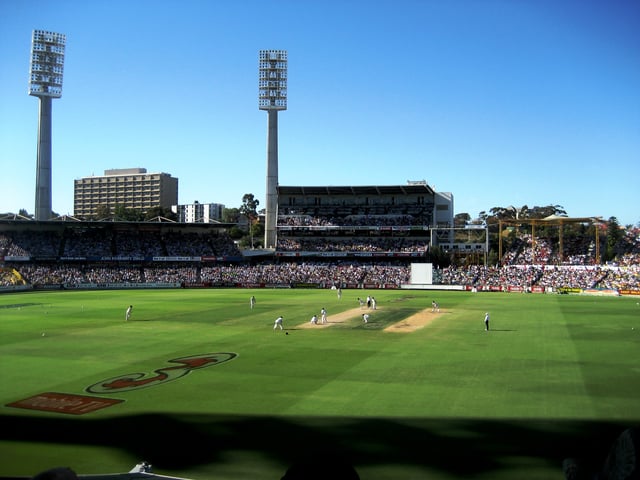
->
[259,50,287,248]
[29,30,66,221]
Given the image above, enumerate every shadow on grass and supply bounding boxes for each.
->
[1,413,635,478]
[0,303,43,309]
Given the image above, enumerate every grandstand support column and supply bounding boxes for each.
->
[559,221,564,263]
[531,222,536,264]
[265,109,278,248]
[485,225,489,266]
[35,96,53,221]
[498,221,503,263]
[595,222,601,264]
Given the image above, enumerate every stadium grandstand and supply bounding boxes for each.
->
[275,182,452,260]
[1,186,639,294]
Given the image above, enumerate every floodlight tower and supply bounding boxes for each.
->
[258,50,287,248]
[29,30,66,221]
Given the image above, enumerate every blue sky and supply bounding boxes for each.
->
[1,0,638,225]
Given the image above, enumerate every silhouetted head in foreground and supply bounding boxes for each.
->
[281,454,360,480]
[32,467,78,480]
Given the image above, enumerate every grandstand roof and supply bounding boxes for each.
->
[278,184,436,196]
[52,214,82,222]
[0,213,32,221]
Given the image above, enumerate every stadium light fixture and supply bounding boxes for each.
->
[259,50,287,248]
[29,29,66,221]
[29,30,66,98]
[259,50,287,111]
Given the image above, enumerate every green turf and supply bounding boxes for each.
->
[1,288,639,479]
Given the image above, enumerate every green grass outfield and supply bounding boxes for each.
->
[1,288,639,480]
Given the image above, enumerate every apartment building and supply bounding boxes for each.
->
[74,168,178,218]
[172,201,225,223]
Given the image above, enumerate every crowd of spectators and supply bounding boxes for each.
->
[439,264,639,291]
[0,267,22,286]
[501,234,615,266]
[13,264,143,285]
[0,230,241,258]
[64,229,112,257]
[200,261,409,286]
[143,266,199,283]
[501,235,553,265]
[276,237,428,253]
[0,231,60,257]
[1,226,640,291]
[5,259,638,291]
[2,261,409,287]
[277,214,425,227]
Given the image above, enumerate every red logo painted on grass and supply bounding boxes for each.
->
[5,353,237,415]
[86,352,237,394]
[7,392,123,415]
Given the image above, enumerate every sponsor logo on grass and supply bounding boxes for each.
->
[86,352,237,394]
[7,392,123,415]
[6,353,237,415]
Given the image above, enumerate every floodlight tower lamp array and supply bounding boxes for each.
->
[29,30,66,98]
[258,50,288,111]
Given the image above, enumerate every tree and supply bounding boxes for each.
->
[529,204,566,219]
[251,221,264,248]
[226,225,244,240]
[428,245,450,268]
[239,194,260,248]
[489,205,530,221]
[454,213,471,227]
[18,208,33,219]
[114,204,143,222]
[222,207,240,224]
[144,206,177,222]
[94,204,111,220]
[604,216,623,262]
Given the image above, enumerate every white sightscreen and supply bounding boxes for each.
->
[410,263,433,285]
